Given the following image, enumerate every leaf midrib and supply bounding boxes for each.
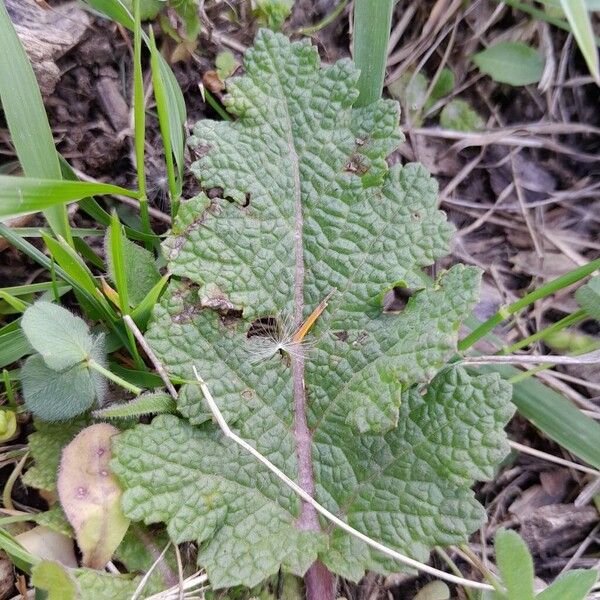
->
[264,44,321,536]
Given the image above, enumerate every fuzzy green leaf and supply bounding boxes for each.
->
[494,529,535,600]
[93,391,176,420]
[113,31,513,589]
[20,302,107,421]
[20,354,106,421]
[440,99,484,132]
[21,302,97,370]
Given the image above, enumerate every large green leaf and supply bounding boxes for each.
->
[112,31,513,589]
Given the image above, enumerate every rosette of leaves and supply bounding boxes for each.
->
[112,30,514,594]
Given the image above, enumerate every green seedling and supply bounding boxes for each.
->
[490,529,597,600]
[252,0,294,30]
[472,41,545,86]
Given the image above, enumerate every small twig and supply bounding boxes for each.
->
[2,453,28,511]
[559,522,600,575]
[72,168,172,224]
[106,561,121,575]
[191,367,495,593]
[131,542,172,600]
[462,350,600,366]
[174,542,185,600]
[124,315,178,399]
[146,571,208,600]
[508,440,599,477]
[296,0,349,36]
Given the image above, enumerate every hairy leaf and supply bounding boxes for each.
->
[536,569,598,600]
[20,302,107,421]
[440,99,484,132]
[113,31,513,588]
[31,560,78,600]
[472,42,545,86]
[491,529,597,600]
[22,302,96,371]
[494,529,535,600]
[21,355,105,421]
[93,391,176,420]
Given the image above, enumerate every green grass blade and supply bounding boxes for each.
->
[83,0,133,27]
[58,154,157,244]
[0,0,71,243]
[73,237,105,270]
[0,291,27,313]
[0,327,32,369]
[0,224,114,324]
[482,364,600,470]
[130,273,169,329]
[0,528,38,573]
[133,0,151,245]
[83,0,186,205]
[107,212,130,312]
[460,257,600,350]
[0,282,70,296]
[41,233,107,304]
[156,54,187,187]
[11,227,103,238]
[149,28,181,215]
[109,362,164,389]
[353,0,394,106]
[0,175,139,220]
[560,0,600,84]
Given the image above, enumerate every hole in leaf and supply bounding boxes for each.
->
[247,316,279,340]
[206,186,224,199]
[193,143,212,159]
[333,331,348,342]
[384,285,417,313]
[344,155,369,175]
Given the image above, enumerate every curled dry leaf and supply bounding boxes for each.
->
[15,525,77,568]
[57,423,129,569]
